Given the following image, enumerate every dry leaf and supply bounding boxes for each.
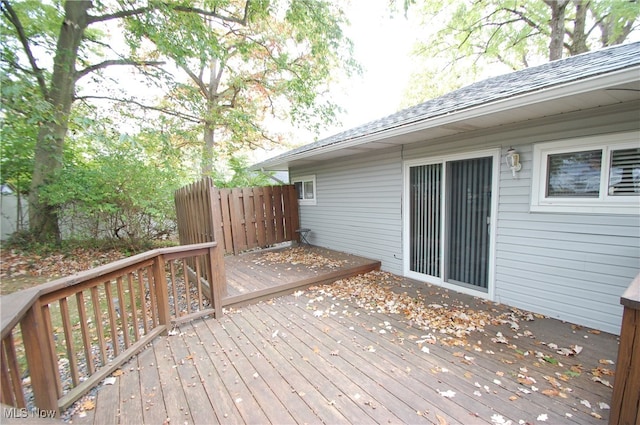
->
[112,369,124,377]
[81,399,95,411]
[436,413,448,425]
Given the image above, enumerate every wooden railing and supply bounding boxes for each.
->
[0,242,225,416]
[610,273,640,425]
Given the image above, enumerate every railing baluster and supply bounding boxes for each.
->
[75,291,95,375]
[116,276,130,349]
[41,304,62,398]
[104,281,119,357]
[145,267,158,327]
[195,256,204,311]
[128,273,139,341]
[90,286,107,366]
[1,342,15,406]
[183,258,191,314]
[59,297,80,387]
[137,270,149,335]
[3,333,26,408]
[170,261,179,318]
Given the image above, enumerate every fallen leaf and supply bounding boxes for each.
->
[112,369,124,377]
[436,414,448,425]
[81,399,95,411]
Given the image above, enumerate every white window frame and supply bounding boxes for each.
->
[402,148,500,301]
[531,131,640,215]
[292,175,317,205]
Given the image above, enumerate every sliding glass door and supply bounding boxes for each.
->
[408,155,493,292]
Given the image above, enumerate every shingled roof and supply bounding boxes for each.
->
[253,42,640,170]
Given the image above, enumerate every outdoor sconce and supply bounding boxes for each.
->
[505,147,522,177]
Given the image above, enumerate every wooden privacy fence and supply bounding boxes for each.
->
[174,178,300,255]
[0,242,225,415]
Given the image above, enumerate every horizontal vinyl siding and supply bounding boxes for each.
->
[291,147,403,274]
[290,102,639,334]
[493,106,640,335]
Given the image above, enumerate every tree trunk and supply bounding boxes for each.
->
[570,0,589,55]
[545,0,569,61]
[28,0,91,242]
[202,122,215,176]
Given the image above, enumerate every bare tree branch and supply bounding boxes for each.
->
[1,0,48,97]
[74,94,202,123]
[75,59,165,80]
[88,0,252,25]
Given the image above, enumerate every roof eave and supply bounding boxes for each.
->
[252,65,640,171]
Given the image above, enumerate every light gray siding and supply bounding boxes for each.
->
[291,102,639,334]
[291,148,404,275]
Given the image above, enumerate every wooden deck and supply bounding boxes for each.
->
[66,256,619,425]
[222,245,382,308]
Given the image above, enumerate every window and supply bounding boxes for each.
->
[531,132,640,214]
[292,175,316,205]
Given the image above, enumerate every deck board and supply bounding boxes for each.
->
[66,247,617,425]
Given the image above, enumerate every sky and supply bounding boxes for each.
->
[322,0,420,136]
[256,0,423,161]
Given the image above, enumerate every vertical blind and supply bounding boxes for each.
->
[446,157,492,289]
[409,164,441,277]
[609,147,640,195]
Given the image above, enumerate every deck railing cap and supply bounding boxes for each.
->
[620,272,640,311]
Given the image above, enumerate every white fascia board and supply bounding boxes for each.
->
[259,66,640,169]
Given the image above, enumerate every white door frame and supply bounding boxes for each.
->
[402,148,500,300]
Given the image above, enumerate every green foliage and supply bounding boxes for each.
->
[2,0,356,241]
[402,0,640,103]
[122,0,359,172]
[210,155,276,188]
[39,131,189,241]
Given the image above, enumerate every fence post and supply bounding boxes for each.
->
[208,244,227,318]
[20,302,59,414]
[153,255,171,334]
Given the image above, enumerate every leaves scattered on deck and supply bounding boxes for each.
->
[252,247,347,269]
[301,270,615,424]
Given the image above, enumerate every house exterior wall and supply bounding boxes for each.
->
[292,148,404,274]
[291,102,640,334]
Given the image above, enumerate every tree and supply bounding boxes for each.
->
[402,0,639,101]
[1,0,355,242]
[123,0,356,175]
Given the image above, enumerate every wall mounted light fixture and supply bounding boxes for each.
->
[505,147,522,177]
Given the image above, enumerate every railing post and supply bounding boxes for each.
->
[208,244,227,318]
[610,273,640,425]
[153,254,171,334]
[19,302,59,414]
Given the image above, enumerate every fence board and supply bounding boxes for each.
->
[175,179,300,255]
